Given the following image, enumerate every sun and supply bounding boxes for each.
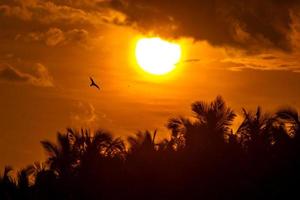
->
[135,37,181,75]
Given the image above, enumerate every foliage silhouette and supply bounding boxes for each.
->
[1,96,300,199]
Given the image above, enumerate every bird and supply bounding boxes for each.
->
[90,77,100,90]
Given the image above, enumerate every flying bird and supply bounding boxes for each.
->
[90,77,100,90]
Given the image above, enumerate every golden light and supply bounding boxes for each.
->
[135,38,181,75]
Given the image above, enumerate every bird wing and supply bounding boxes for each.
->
[90,77,94,83]
[95,84,100,90]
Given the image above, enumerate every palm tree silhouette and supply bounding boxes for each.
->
[69,129,125,160]
[275,107,300,165]
[191,96,236,135]
[127,130,158,154]
[0,166,14,186]
[236,107,273,152]
[167,117,188,150]
[276,107,300,138]
[40,132,79,183]
[16,165,35,199]
[3,96,300,199]
[167,96,236,152]
[0,166,17,199]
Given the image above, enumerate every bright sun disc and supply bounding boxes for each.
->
[135,38,181,75]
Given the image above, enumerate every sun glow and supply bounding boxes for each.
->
[135,38,181,75]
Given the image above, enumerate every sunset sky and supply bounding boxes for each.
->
[1,0,300,168]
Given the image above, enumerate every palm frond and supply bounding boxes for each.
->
[40,141,59,157]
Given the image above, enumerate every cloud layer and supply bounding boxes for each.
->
[3,0,298,52]
[109,0,300,52]
[1,0,300,73]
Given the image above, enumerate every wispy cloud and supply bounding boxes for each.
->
[0,63,54,87]
[222,50,300,72]
[70,102,99,128]
[17,27,90,47]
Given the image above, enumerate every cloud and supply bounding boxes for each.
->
[222,52,300,72]
[0,64,30,82]
[2,0,300,53]
[2,0,300,72]
[21,27,90,47]
[44,28,65,46]
[34,63,54,87]
[65,29,90,45]
[108,0,300,52]
[0,0,120,27]
[70,102,98,127]
[70,101,115,129]
[0,63,54,87]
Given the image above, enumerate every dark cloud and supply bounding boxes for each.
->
[0,63,54,87]
[0,64,30,82]
[1,0,299,52]
[109,0,299,51]
[0,0,118,49]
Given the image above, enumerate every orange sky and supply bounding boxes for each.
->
[1,0,300,168]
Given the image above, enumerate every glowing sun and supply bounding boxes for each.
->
[135,38,181,75]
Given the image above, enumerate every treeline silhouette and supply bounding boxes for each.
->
[1,96,300,199]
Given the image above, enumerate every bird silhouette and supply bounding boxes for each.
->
[90,77,100,90]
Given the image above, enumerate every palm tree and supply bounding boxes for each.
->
[236,107,273,152]
[126,130,162,172]
[66,129,126,199]
[0,166,14,186]
[16,165,35,199]
[276,107,300,138]
[17,165,34,188]
[167,96,236,152]
[167,117,189,150]
[127,130,158,154]
[191,96,236,136]
[40,132,78,179]
[275,107,300,162]
[31,162,59,200]
[70,129,125,161]
[0,166,17,199]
